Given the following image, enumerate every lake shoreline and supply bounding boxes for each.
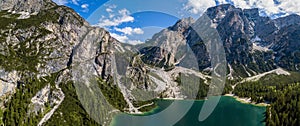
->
[112,95,268,125]
[159,94,270,107]
[224,94,270,107]
[112,96,266,126]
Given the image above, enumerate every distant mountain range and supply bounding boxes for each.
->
[142,4,300,79]
[0,0,300,126]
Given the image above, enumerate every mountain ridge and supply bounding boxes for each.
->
[141,3,300,79]
[0,1,300,126]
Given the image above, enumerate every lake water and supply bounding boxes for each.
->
[111,96,265,126]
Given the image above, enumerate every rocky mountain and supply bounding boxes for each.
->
[0,0,300,126]
[0,0,52,13]
[0,0,121,125]
[141,4,300,79]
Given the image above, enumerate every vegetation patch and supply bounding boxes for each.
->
[44,81,100,126]
[2,72,59,126]
[175,73,209,99]
[97,77,128,112]
[233,72,300,126]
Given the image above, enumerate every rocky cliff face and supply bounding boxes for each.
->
[0,0,54,13]
[138,17,195,69]
[0,1,300,125]
[140,4,300,79]
[0,1,87,95]
[0,0,120,125]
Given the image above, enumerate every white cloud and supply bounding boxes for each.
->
[72,0,79,5]
[110,33,143,45]
[127,40,144,45]
[96,5,143,45]
[106,8,113,13]
[184,0,216,14]
[81,4,89,9]
[105,5,117,18]
[222,0,300,17]
[228,0,300,16]
[229,0,250,8]
[133,28,144,34]
[118,9,135,22]
[184,0,300,18]
[53,0,68,5]
[229,0,281,15]
[106,4,117,13]
[115,27,144,35]
[96,8,134,27]
[97,19,119,27]
[80,4,89,12]
[110,33,129,43]
[217,0,228,4]
[277,0,300,15]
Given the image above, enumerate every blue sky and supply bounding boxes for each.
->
[53,0,196,44]
[53,0,300,44]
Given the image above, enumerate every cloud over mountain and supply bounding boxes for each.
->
[184,0,300,18]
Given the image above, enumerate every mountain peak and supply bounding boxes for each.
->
[205,4,240,24]
[169,17,195,32]
[206,4,236,15]
[275,13,300,28]
[0,0,54,14]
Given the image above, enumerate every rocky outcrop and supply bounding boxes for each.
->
[274,14,300,29]
[0,0,119,125]
[0,0,54,14]
[139,18,195,70]
[0,0,90,100]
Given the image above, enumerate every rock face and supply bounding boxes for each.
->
[0,0,54,14]
[274,14,300,29]
[0,1,87,97]
[140,4,300,79]
[1,0,300,125]
[0,0,120,125]
[138,17,196,70]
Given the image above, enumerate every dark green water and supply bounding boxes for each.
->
[111,96,266,126]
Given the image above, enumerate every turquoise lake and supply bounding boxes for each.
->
[111,96,266,126]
